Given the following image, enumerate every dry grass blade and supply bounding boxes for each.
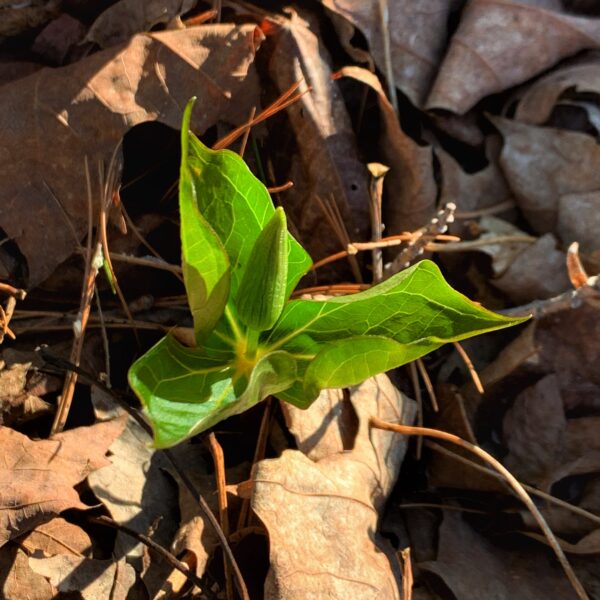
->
[415,358,438,412]
[453,342,485,395]
[369,417,590,600]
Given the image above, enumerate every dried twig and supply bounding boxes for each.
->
[90,515,214,598]
[566,242,588,289]
[367,163,389,283]
[453,342,484,394]
[400,547,413,600]
[370,417,590,600]
[415,358,438,412]
[208,433,233,600]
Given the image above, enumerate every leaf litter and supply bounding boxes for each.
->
[1,1,600,598]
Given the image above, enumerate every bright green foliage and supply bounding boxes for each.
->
[128,98,528,448]
[236,207,288,331]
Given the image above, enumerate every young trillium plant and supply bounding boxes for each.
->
[128,99,526,448]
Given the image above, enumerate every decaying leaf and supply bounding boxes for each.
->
[0,360,52,426]
[322,0,461,107]
[268,9,370,259]
[86,0,196,48]
[337,66,437,233]
[19,518,92,557]
[0,544,54,600]
[492,233,571,304]
[557,190,600,254]
[493,116,600,234]
[0,0,61,41]
[88,417,178,567]
[0,24,261,287]
[427,0,600,114]
[420,510,574,599]
[0,417,126,546]
[252,375,415,599]
[29,555,135,600]
[513,51,600,125]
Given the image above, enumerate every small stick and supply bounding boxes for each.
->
[369,417,590,600]
[239,107,256,158]
[408,362,423,459]
[415,358,438,412]
[453,342,484,394]
[367,162,389,283]
[0,282,26,300]
[454,200,516,219]
[208,433,233,600]
[90,515,214,597]
[237,399,272,531]
[267,181,294,194]
[426,440,600,528]
[426,235,536,253]
[400,547,413,600]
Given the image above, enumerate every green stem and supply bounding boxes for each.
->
[224,305,244,342]
[245,328,260,358]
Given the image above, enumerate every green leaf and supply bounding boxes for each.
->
[183,124,312,299]
[180,99,230,341]
[266,260,527,406]
[128,334,297,448]
[236,207,288,331]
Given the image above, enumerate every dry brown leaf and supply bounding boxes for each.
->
[503,374,567,489]
[420,510,575,599]
[88,416,178,568]
[0,0,61,41]
[437,144,512,237]
[252,375,416,599]
[493,116,600,234]
[529,529,600,555]
[337,66,437,233]
[492,233,571,303]
[0,417,126,546]
[514,52,600,125]
[29,554,135,600]
[321,0,460,107]
[427,0,600,114]
[32,13,86,65]
[282,388,358,461]
[19,517,92,557]
[0,360,53,426]
[0,24,261,287]
[268,10,370,260]
[0,544,54,600]
[86,0,196,48]
[558,190,600,254]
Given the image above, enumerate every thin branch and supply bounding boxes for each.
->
[453,342,484,394]
[369,417,590,600]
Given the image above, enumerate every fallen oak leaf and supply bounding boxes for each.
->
[251,375,415,599]
[29,555,135,600]
[0,417,126,546]
[427,0,600,114]
[0,24,261,287]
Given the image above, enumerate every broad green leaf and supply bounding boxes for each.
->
[128,334,297,448]
[236,207,288,331]
[180,100,230,341]
[266,260,527,406]
[182,123,312,299]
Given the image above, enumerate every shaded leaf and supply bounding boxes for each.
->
[0,24,261,286]
[86,0,196,48]
[88,417,178,567]
[420,511,575,599]
[0,418,126,546]
[19,518,92,557]
[337,66,437,233]
[493,116,600,233]
[268,9,371,262]
[427,0,600,114]
[29,555,135,600]
[322,0,460,107]
[0,545,54,600]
